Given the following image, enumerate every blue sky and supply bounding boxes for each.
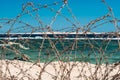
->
[0,0,120,33]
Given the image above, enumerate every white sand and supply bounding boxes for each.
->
[0,60,120,80]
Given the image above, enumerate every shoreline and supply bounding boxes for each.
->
[0,60,120,80]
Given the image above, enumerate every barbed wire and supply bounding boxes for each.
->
[0,0,120,80]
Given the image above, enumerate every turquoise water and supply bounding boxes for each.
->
[0,39,120,64]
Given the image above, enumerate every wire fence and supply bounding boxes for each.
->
[0,0,120,80]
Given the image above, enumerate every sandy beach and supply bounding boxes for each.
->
[0,60,120,80]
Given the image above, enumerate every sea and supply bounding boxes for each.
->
[0,38,120,64]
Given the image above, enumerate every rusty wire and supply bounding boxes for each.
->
[0,0,120,80]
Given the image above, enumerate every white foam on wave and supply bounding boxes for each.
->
[8,42,29,50]
[0,42,29,50]
[1,37,120,40]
